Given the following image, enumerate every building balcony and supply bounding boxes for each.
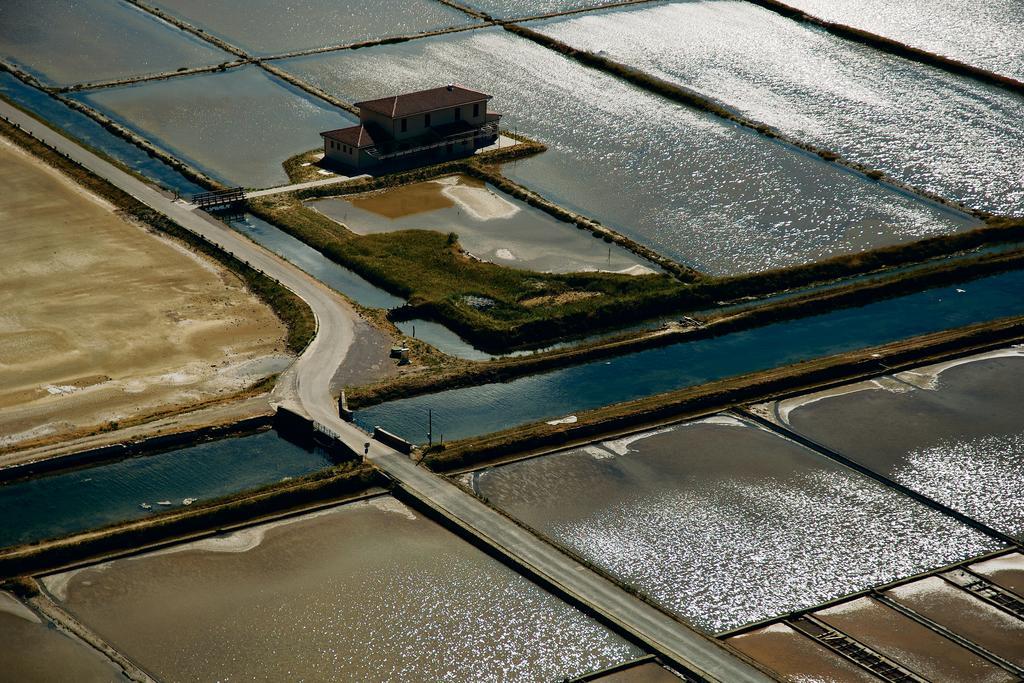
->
[365,121,500,160]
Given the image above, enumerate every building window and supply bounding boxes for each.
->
[425,113,431,126]
[473,103,480,117]
[401,118,407,132]
[454,107,461,121]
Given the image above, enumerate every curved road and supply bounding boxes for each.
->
[1,101,773,683]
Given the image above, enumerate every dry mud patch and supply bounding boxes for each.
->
[0,138,289,451]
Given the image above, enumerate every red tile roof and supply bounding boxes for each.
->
[356,85,491,119]
[320,125,377,148]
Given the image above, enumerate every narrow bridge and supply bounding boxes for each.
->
[2,99,772,683]
[191,187,245,209]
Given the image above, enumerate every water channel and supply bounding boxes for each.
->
[356,267,1024,443]
[0,429,331,548]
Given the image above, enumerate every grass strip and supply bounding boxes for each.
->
[345,248,1024,407]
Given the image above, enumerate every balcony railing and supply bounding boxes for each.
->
[365,122,499,160]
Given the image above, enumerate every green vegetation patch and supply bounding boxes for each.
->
[251,193,687,351]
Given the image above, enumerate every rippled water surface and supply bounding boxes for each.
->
[0,430,331,547]
[278,28,973,274]
[226,213,403,308]
[310,175,650,274]
[47,496,641,681]
[785,0,1024,81]
[0,0,227,86]
[155,0,478,55]
[464,0,623,18]
[471,415,998,633]
[74,66,354,188]
[356,269,1024,442]
[534,2,1024,216]
[776,348,1024,539]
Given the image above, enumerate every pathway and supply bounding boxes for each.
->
[0,100,771,682]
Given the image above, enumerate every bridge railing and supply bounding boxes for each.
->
[192,187,245,208]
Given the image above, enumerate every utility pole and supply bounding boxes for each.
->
[427,408,432,447]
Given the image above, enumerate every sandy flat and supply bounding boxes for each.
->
[0,137,289,452]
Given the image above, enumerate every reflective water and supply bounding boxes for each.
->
[46,496,642,681]
[886,576,1024,667]
[814,598,1014,683]
[464,0,624,18]
[0,430,332,548]
[786,0,1024,82]
[0,0,228,87]
[356,268,1024,443]
[226,213,403,308]
[0,592,125,682]
[395,319,493,361]
[728,624,880,683]
[775,348,1024,539]
[309,175,652,274]
[971,552,1024,597]
[155,0,478,56]
[73,66,354,188]
[470,415,998,633]
[277,28,974,275]
[0,73,203,196]
[533,2,1024,216]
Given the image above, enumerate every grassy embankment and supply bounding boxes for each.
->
[0,118,315,353]
[421,315,1024,471]
[345,247,1024,408]
[260,143,1024,354]
[0,463,381,579]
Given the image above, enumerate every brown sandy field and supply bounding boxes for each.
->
[0,137,289,452]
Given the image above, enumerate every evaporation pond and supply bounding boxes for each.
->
[532,2,1024,215]
[771,347,1024,539]
[308,174,653,274]
[153,0,478,55]
[468,414,998,633]
[0,0,228,87]
[277,27,973,274]
[0,591,127,682]
[784,0,1024,81]
[814,597,1015,682]
[73,66,354,188]
[44,496,642,681]
[0,429,331,548]
[727,624,881,683]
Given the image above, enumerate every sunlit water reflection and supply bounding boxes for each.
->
[785,0,1024,82]
[533,2,1024,216]
[278,28,974,275]
[47,496,641,681]
[472,416,998,633]
[778,349,1024,539]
